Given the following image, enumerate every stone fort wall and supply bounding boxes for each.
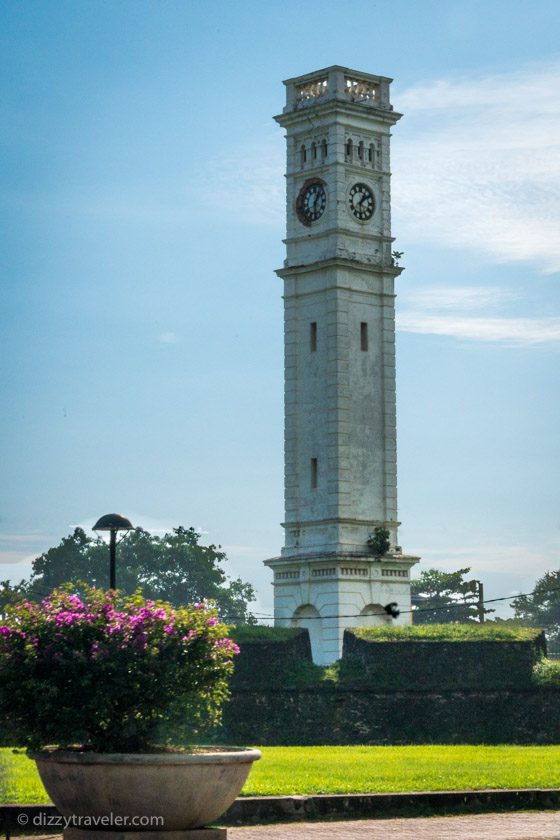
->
[219,629,560,745]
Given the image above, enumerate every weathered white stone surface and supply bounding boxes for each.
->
[265,66,419,665]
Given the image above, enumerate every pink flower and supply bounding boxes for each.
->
[213,638,239,655]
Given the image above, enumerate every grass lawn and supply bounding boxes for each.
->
[242,745,560,796]
[2,745,560,803]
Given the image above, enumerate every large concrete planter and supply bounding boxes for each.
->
[30,747,261,830]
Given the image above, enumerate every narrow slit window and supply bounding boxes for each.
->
[345,138,353,161]
[310,321,317,352]
[358,140,364,161]
[300,144,306,167]
[312,141,317,160]
[321,139,328,159]
[310,458,318,489]
[360,322,368,351]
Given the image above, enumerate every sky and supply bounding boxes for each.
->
[1,0,559,620]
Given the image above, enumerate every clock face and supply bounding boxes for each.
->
[296,181,327,225]
[348,182,375,221]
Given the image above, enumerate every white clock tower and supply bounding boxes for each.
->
[264,66,419,665]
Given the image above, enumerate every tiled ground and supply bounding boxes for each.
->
[229,811,560,839]
[10,813,560,840]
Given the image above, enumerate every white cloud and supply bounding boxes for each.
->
[397,283,560,346]
[0,532,51,544]
[414,541,557,578]
[0,551,37,566]
[397,312,560,345]
[396,65,560,114]
[195,139,284,225]
[158,331,180,344]
[75,514,179,536]
[0,533,53,572]
[393,61,560,273]
[403,286,519,311]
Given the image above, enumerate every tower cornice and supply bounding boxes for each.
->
[275,101,402,129]
[275,256,404,280]
[264,553,420,568]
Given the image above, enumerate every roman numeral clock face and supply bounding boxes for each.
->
[349,182,375,221]
[296,181,326,225]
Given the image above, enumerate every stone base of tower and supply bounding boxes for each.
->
[264,552,419,665]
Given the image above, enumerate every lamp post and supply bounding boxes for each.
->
[92,513,134,590]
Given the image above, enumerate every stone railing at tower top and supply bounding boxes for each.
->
[283,65,393,113]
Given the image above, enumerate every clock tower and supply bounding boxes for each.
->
[264,66,419,665]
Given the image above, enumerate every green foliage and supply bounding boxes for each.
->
[513,570,560,643]
[0,580,27,619]
[0,585,239,752]
[411,567,492,624]
[367,527,390,557]
[27,526,256,624]
[230,625,303,643]
[532,658,560,686]
[352,623,542,642]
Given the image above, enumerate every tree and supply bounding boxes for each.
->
[411,567,493,624]
[27,526,257,624]
[0,580,27,619]
[512,570,560,643]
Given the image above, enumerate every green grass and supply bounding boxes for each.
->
[232,624,544,644]
[352,624,543,642]
[242,746,560,796]
[3,745,560,803]
[0,749,49,804]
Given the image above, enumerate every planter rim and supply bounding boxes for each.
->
[29,746,261,766]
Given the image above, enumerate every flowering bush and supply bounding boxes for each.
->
[0,584,239,752]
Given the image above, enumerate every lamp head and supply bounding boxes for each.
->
[93,513,133,533]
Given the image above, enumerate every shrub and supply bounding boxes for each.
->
[367,527,391,557]
[533,658,560,686]
[0,584,239,752]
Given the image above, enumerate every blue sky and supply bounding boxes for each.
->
[1,0,559,619]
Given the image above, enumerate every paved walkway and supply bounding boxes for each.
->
[10,813,560,840]
[230,811,560,839]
